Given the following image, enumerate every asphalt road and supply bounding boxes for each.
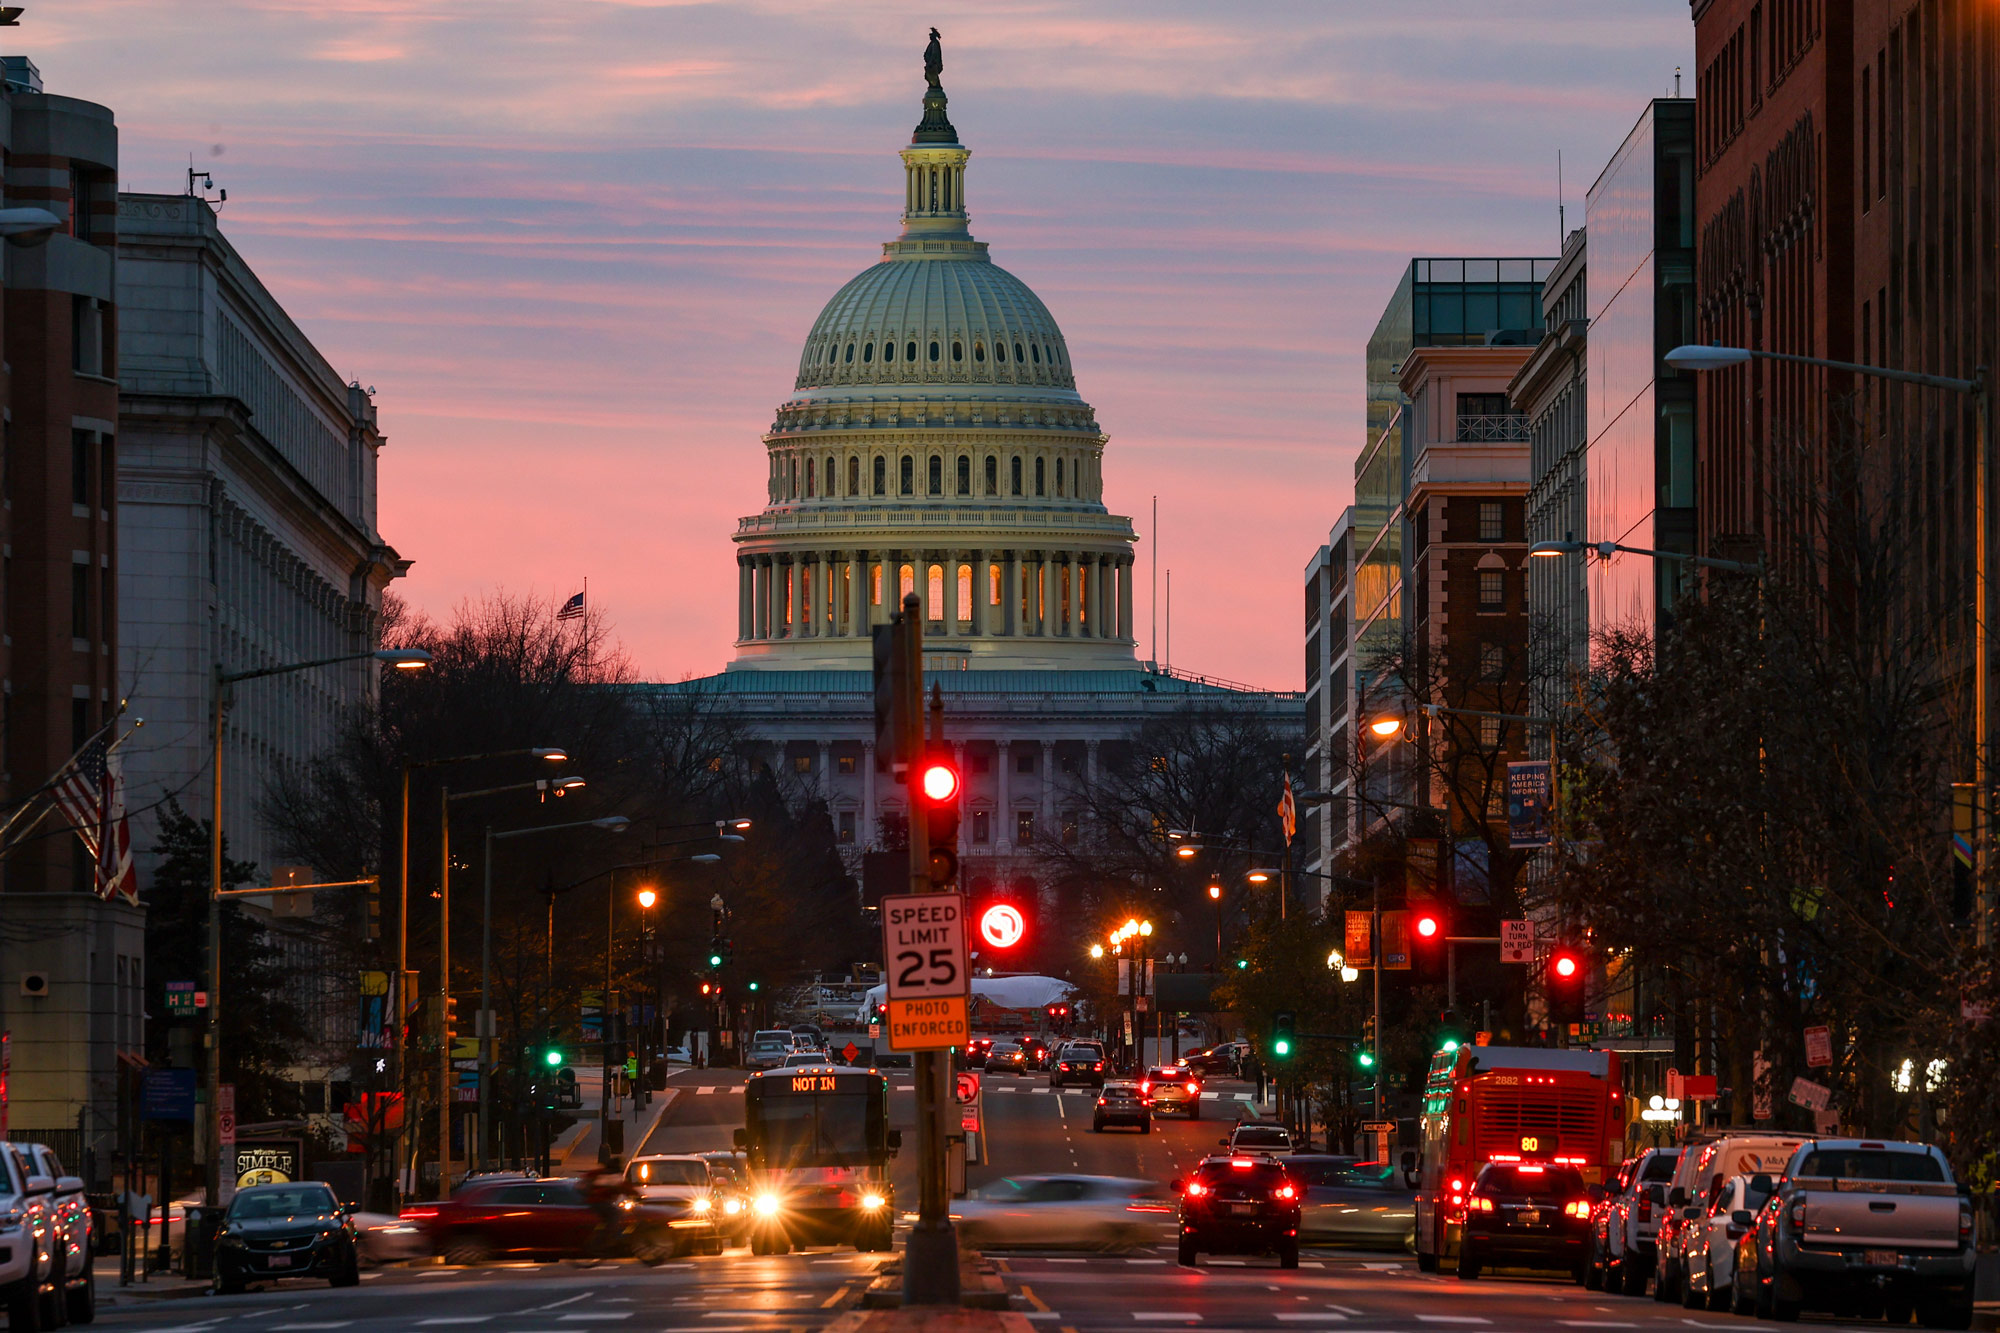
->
[82,1064,1900,1332]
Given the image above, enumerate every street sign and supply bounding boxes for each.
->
[881,893,967,1001]
[1681,1074,1718,1100]
[1787,1076,1832,1112]
[1665,1067,1683,1100]
[166,981,198,1016]
[218,1084,237,1146]
[1360,1120,1395,1134]
[955,1071,981,1104]
[1753,1051,1773,1120]
[1804,1024,1833,1068]
[884,996,969,1051]
[141,1068,196,1121]
[195,991,208,1008]
[1500,919,1534,963]
[842,1041,860,1063]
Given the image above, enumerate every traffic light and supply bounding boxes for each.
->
[748,981,760,992]
[1437,1008,1468,1053]
[1356,1047,1376,1069]
[1409,901,1446,946]
[366,877,381,942]
[708,933,724,968]
[442,996,459,1044]
[1548,946,1586,1025]
[1235,958,1249,970]
[1271,1011,1296,1060]
[555,1067,580,1109]
[542,1044,563,1068]
[917,752,961,887]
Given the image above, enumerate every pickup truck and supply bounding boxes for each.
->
[1748,1138,1975,1327]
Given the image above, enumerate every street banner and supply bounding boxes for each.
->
[1666,1068,1683,1100]
[1118,957,1131,996]
[1500,919,1534,963]
[1804,1024,1833,1068]
[358,970,392,1050]
[1381,909,1410,969]
[1507,761,1553,848]
[1753,1051,1773,1120]
[1787,1076,1832,1112]
[1344,911,1370,964]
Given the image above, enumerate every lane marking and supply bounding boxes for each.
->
[1275,1317,1349,1323]
[1048,1258,1087,1263]
[419,1321,493,1327]
[271,1325,353,1331]
[1415,1320,1491,1326]
[537,1294,594,1311]
[1131,1316,1201,1323]
[558,1318,632,1324]
[1558,1324,1639,1329]
[821,1285,850,1309]
[1126,1258,1166,1265]
[1020,1284,1051,1312]
[1327,1307,1365,1316]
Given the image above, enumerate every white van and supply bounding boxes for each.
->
[1650,1134,1806,1303]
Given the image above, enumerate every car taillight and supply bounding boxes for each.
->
[1960,1205,1973,1245]
[1186,1081,1199,1094]
[1093,1062,1104,1071]
[1096,1098,1106,1106]
[1788,1193,1806,1228]
[1564,1200,1590,1219]
[1471,1197,1493,1213]
[1185,1182,1205,1198]
[1276,1185,1296,1201]
[1637,1197,1652,1221]
[400,1207,438,1220]
[1140,1081,1151,1094]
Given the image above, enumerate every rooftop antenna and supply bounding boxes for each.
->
[1150,494,1158,668]
[1675,65,1683,97]
[187,160,226,208]
[1557,150,1565,250]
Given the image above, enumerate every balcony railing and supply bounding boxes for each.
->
[1456,413,1531,442]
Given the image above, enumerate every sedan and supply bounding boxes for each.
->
[351,1211,432,1264]
[1287,1156,1415,1250]
[985,1041,1029,1073]
[1092,1081,1151,1133]
[952,1175,1173,1251]
[214,1183,361,1293]
[1682,1172,1771,1311]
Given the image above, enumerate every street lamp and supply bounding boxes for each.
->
[1668,340,1993,949]
[1368,716,1403,739]
[1526,537,1763,575]
[206,647,430,1205]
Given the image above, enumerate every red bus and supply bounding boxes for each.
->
[1413,1045,1625,1271]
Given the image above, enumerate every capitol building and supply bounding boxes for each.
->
[669,43,1299,904]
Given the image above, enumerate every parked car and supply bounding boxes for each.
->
[624,1155,727,1257]
[1287,1155,1415,1250]
[1050,1043,1108,1089]
[1092,1081,1151,1133]
[1456,1161,1593,1282]
[951,1175,1173,1250]
[0,1142,65,1331]
[745,1030,795,1070]
[1591,1145,1680,1295]
[213,1182,361,1293]
[788,1023,826,1049]
[1143,1066,1202,1119]
[780,1051,827,1068]
[1678,1171,1773,1310]
[1737,1139,1976,1326]
[18,1141,94,1322]
[1652,1133,1804,1304]
[1222,1122,1295,1157]
[1174,1154,1302,1268]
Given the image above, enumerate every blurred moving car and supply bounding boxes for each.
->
[1183,1043,1245,1078]
[746,1030,796,1070]
[351,1211,431,1264]
[1143,1066,1202,1119]
[624,1155,727,1256]
[1223,1123,1295,1156]
[404,1176,663,1264]
[1456,1162,1593,1282]
[1050,1043,1108,1089]
[952,1175,1173,1250]
[985,1041,1030,1074]
[1091,1081,1151,1133]
[1174,1154,1301,1268]
[214,1182,361,1293]
[1679,1171,1772,1311]
[1287,1155,1414,1249]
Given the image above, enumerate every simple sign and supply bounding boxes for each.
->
[882,893,967,1000]
[978,903,1025,950]
[885,996,969,1051]
[1500,919,1535,964]
[1788,1076,1833,1112]
[1804,1025,1833,1068]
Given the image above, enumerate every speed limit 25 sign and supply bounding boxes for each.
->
[881,893,970,1052]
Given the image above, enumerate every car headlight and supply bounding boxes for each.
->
[691,1196,712,1213]
[862,1194,886,1210]
[617,1197,638,1211]
[754,1194,782,1217]
[723,1198,744,1215]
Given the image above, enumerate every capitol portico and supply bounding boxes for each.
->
[666,37,1300,913]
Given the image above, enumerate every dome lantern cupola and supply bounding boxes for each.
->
[901,28,970,241]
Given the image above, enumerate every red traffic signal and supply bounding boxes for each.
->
[1414,912,1442,940]
[1551,950,1581,981]
[916,751,962,886]
[920,761,960,802]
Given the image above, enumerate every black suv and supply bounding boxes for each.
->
[1174,1155,1301,1268]
[214,1182,361,1292]
[1049,1042,1108,1089]
[1457,1162,1593,1281]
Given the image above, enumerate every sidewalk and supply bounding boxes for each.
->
[93,1255,213,1306]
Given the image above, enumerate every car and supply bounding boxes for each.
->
[696,1151,753,1243]
[1016,1036,1052,1070]
[780,1051,828,1068]
[1590,1145,1679,1295]
[18,1140,94,1322]
[1182,1044,1242,1078]
[1174,1154,1302,1268]
[0,1142,66,1331]
[745,1030,795,1070]
[1678,1171,1773,1310]
[213,1182,361,1293]
[788,1023,826,1048]
[985,1041,1030,1073]
[959,1037,995,1069]
[350,1210,432,1265]
[1143,1066,1202,1118]
[1288,1155,1415,1250]
[1050,1043,1108,1089]
[951,1175,1174,1250]
[1221,1122,1294,1157]
[1455,1161,1593,1282]
[403,1176,607,1265]
[1652,1133,1804,1304]
[624,1155,727,1256]
[1092,1080,1151,1132]
[1728,1187,1786,1317]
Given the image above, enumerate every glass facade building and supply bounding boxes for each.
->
[1583,99,1697,637]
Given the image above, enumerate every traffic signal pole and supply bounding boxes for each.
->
[896,592,960,1307]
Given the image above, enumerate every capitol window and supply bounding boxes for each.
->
[972,811,991,844]
[883,341,895,363]
[957,455,971,495]
[1035,457,1046,497]
[849,456,862,495]
[929,341,940,362]
[1016,811,1036,843]
[1011,457,1022,496]
[985,455,998,495]
[900,455,914,495]
[952,340,963,362]
[1015,342,1026,364]
[973,341,985,363]
[909,341,919,363]
[805,458,815,497]
[1055,458,1064,495]
[826,455,836,494]
[862,342,874,363]
[844,343,855,363]
[1031,344,1041,364]
[995,342,1006,363]
[928,454,943,495]
[874,456,887,495]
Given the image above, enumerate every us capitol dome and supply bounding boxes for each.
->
[729,41,1137,672]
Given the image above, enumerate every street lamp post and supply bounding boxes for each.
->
[206,647,430,1206]
[1664,342,1992,949]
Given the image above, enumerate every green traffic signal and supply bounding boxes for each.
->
[1357,1050,1375,1068]
[543,1048,562,1067]
[1235,959,1248,970]
[709,953,723,968]
[748,981,760,991]
[1441,1038,1460,1053]
[1272,1037,1291,1058]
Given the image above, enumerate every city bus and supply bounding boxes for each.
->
[735,1063,898,1254]
[1412,1045,1625,1272]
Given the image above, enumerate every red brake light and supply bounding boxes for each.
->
[1184,1181,1205,1198]
[1517,1165,1545,1174]
[1276,1185,1296,1200]
[1186,1081,1199,1094]
[400,1207,438,1220]
[1564,1200,1591,1219]
[1230,1158,1255,1169]
[1093,1062,1103,1071]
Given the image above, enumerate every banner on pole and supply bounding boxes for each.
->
[1507,761,1553,848]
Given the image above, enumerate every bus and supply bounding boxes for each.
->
[1412,1045,1625,1272]
[735,1064,898,1254]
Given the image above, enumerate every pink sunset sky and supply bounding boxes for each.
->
[39,1,1690,689]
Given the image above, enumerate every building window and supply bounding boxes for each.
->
[74,297,105,373]
[793,754,813,774]
[1480,641,1504,682]
[838,811,857,844]
[972,810,991,844]
[907,341,918,363]
[957,454,971,495]
[929,340,940,362]
[1059,752,1080,775]
[837,754,857,775]
[1060,810,1079,845]
[1016,751,1036,775]
[900,455,914,495]
[805,458,815,497]
[1479,501,1503,542]
[882,341,894,364]
[71,430,90,506]
[849,456,861,495]
[71,697,89,749]
[985,455,998,495]
[1479,717,1501,750]
[1479,570,1504,609]
[71,562,89,638]
[1015,810,1035,844]
[1034,457,1046,496]
[952,340,963,362]
[874,456,887,495]
[928,454,943,495]
[69,165,92,241]
[1011,457,1023,496]
[971,751,991,774]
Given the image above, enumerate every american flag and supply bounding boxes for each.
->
[49,736,138,904]
[557,591,586,621]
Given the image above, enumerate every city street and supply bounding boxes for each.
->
[83,1065,1917,1332]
